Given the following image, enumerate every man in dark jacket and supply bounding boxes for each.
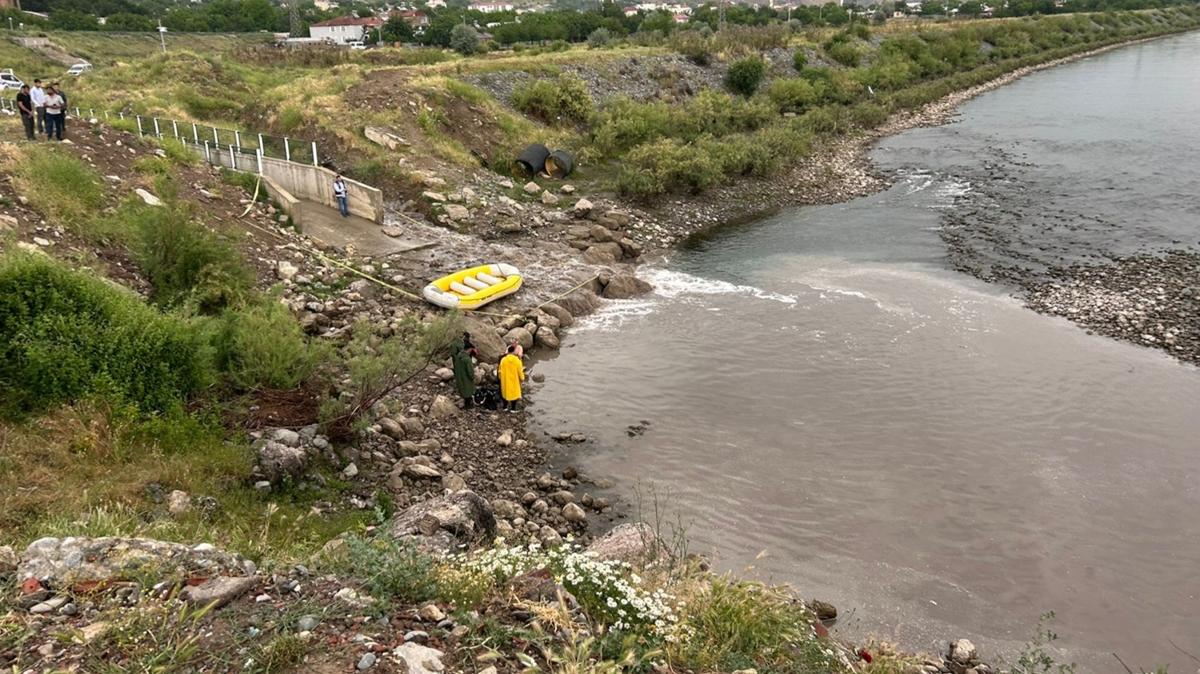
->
[451,333,477,409]
[15,85,35,140]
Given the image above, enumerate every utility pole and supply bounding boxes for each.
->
[157,22,167,53]
[289,1,302,37]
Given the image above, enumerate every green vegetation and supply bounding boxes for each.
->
[450,23,481,56]
[725,56,767,97]
[10,149,104,230]
[511,75,595,126]
[212,299,330,392]
[0,254,213,418]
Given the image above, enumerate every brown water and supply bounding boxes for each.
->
[532,34,1200,671]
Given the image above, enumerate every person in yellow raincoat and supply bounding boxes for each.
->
[498,344,525,412]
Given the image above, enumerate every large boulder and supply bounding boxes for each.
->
[555,289,600,317]
[540,302,574,328]
[388,490,496,555]
[181,576,259,608]
[583,242,624,265]
[392,643,446,674]
[465,318,507,363]
[19,537,254,585]
[534,327,560,350]
[0,545,17,577]
[586,523,666,569]
[601,272,652,299]
[503,326,534,351]
[256,440,308,484]
[430,395,459,419]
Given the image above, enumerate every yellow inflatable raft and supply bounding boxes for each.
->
[422,263,522,310]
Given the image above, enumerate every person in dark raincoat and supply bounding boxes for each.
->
[451,333,477,409]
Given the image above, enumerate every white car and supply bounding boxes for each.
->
[66,62,92,76]
[347,40,366,50]
[0,69,23,91]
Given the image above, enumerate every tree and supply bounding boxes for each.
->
[449,22,479,55]
[587,26,611,48]
[725,56,766,97]
[104,12,156,31]
[50,9,100,30]
[381,15,414,43]
[958,0,984,15]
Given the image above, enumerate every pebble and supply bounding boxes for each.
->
[357,652,377,670]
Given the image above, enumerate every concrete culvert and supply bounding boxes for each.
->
[545,150,574,179]
[514,143,550,177]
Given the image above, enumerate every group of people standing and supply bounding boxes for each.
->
[15,79,68,142]
[451,332,527,412]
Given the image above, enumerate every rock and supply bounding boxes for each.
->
[382,226,404,238]
[950,639,977,665]
[508,567,578,607]
[540,191,560,206]
[550,490,575,505]
[364,126,409,150]
[257,440,307,484]
[297,615,320,632]
[418,603,446,622]
[442,474,467,491]
[33,237,51,247]
[583,243,624,265]
[422,190,447,203]
[556,289,601,317]
[538,525,563,547]
[586,523,666,569]
[342,462,359,478]
[443,204,469,221]
[29,596,67,613]
[387,490,496,554]
[435,367,454,381]
[430,395,459,419]
[503,326,534,351]
[405,629,431,643]
[405,463,443,479]
[523,181,541,195]
[589,224,616,243]
[495,431,513,447]
[19,537,252,586]
[540,302,575,328]
[618,237,643,259]
[393,642,445,674]
[134,188,164,207]
[491,499,524,520]
[572,198,594,217]
[0,545,17,577]
[534,327,560,350]
[560,184,576,193]
[465,318,507,363]
[379,418,406,440]
[358,652,377,670]
[275,261,299,281]
[602,272,653,299]
[562,503,587,524]
[167,490,192,517]
[181,575,259,609]
[271,428,301,447]
[808,599,838,622]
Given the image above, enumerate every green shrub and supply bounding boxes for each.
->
[277,107,304,134]
[618,138,722,197]
[826,39,863,67]
[590,97,673,157]
[450,23,480,56]
[511,75,594,126]
[213,299,329,392]
[670,30,713,65]
[850,102,889,128]
[587,27,612,49]
[129,203,252,312]
[133,156,173,176]
[0,253,213,418]
[12,149,104,229]
[339,535,439,604]
[725,57,766,97]
[767,78,819,113]
[798,105,842,134]
[792,49,807,71]
[178,91,240,121]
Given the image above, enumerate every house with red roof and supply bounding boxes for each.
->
[309,15,385,44]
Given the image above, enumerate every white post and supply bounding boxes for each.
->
[153,118,161,137]
[104,110,109,120]
[171,120,178,138]
[74,106,80,117]
[204,140,211,162]
[257,133,264,151]
[212,126,218,144]
[311,141,318,167]
[136,116,143,136]
[192,123,199,143]
[284,137,291,162]
[229,144,235,170]
[234,130,241,148]
[256,148,263,175]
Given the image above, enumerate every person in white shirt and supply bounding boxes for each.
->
[42,86,64,141]
[29,79,46,134]
[333,175,349,217]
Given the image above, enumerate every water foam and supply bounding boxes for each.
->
[642,268,798,305]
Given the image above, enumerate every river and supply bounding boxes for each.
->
[531,32,1200,671]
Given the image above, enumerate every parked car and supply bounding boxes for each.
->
[346,40,366,50]
[0,69,24,91]
[66,62,93,76]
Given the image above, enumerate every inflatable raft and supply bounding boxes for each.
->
[422,263,522,310]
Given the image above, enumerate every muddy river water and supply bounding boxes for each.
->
[532,33,1200,670]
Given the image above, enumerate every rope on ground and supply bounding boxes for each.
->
[238,175,263,219]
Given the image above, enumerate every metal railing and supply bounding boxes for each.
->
[0,96,322,169]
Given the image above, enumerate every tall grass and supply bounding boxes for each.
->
[11,149,105,230]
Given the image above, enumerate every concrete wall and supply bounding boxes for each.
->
[196,145,384,223]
